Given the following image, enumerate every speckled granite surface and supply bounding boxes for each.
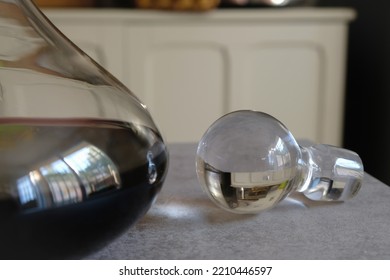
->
[86,143,390,260]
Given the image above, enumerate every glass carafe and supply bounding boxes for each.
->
[0,0,168,259]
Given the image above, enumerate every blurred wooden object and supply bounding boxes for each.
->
[135,0,220,11]
[33,0,95,7]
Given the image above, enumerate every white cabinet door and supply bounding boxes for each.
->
[126,23,348,144]
[45,9,353,145]
[126,26,229,143]
[228,23,349,146]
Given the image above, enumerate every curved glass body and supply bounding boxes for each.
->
[196,110,363,214]
[0,0,168,259]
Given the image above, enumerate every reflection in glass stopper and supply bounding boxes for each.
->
[196,110,364,214]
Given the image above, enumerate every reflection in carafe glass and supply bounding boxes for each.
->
[0,119,168,259]
[0,0,169,259]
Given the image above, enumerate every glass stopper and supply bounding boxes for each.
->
[196,110,363,214]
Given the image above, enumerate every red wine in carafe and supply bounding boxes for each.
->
[0,118,168,259]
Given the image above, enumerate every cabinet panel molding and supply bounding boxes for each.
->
[45,9,355,145]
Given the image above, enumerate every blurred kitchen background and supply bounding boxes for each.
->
[33,0,390,185]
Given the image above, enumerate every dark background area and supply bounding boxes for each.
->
[316,0,390,185]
